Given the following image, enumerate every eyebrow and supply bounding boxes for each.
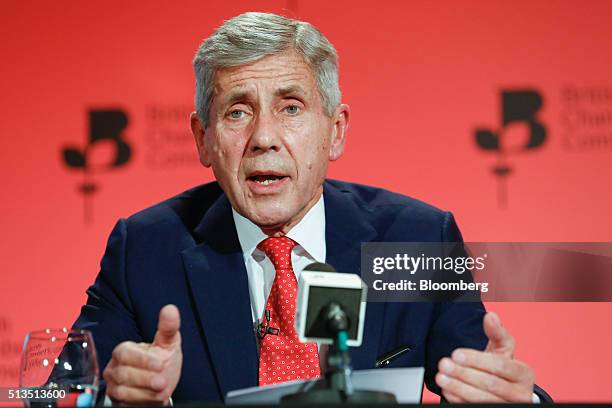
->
[220,85,308,108]
[222,90,252,107]
[275,85,307,98]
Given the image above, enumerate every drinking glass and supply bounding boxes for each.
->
[19,328,99,407]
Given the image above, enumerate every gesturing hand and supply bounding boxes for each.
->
[436,312,535,403]
[103,305,183,405]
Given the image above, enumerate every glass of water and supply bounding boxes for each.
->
[19,328,99,407]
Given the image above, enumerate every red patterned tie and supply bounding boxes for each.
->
[257,236,321,386]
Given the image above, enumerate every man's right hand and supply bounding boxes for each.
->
[103,304,183,405]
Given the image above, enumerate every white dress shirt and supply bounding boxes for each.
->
[231,195,326,325]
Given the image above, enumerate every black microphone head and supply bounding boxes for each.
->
[303,262,336,272]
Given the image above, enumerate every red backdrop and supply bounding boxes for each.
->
[2,0,611,402]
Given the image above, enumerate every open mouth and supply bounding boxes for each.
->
[247,174,288,186]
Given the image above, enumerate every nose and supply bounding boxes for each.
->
[247,111,282,155]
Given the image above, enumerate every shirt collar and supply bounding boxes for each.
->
[231,194,326,263]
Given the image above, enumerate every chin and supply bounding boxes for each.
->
[245,204,296,229]
[249,212,290,229]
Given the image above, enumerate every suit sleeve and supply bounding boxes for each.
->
[423,212,488,396]
[72,219,143,376]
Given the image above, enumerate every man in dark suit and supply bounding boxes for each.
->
[74,12,541,404]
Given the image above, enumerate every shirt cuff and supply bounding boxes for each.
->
[532,391,541,403]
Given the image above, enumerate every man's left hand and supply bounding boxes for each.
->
[435,312,536,403]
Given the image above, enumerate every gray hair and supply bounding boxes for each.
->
[193,12,341,126]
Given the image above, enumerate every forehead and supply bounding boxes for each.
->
[213,50,318,100]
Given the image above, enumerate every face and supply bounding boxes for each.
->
[191,50,349,235]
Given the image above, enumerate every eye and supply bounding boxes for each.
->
[285,105,300,115]
[228,110,245,119]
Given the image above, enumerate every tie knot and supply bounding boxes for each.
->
[257,236,296,270]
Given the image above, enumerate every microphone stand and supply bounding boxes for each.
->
[281,303,396,404]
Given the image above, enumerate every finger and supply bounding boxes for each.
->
[442,390,465,403]
[436,372,504,403]
[483,312,514,357]
[451,348,530,383]
[153,304,181,348]
[104,365,168,391]
[439,357,530,402]
[107,383,167,405]
[102,359,115,384]
[111,342,164,371]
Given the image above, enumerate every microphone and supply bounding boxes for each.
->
[282,263,397,403]
[256,309,279,339]
[303,263,350,336]
[295,262,367,347]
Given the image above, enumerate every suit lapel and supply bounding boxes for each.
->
[323,181,384,369]
[181,194,258,398]
[323,182,377,275]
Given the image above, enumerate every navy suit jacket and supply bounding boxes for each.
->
[73,180,490,402]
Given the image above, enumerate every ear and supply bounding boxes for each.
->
[328,103,350,161]
[190,112,212,168]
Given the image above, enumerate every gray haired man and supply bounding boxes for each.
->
[84,12,540,404]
